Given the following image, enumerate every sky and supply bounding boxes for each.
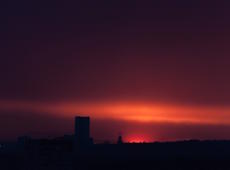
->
[2,0,230,142]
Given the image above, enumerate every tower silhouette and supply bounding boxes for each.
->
[117,135,123,144]
[75,116,91,146]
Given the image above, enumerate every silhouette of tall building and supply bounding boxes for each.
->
[75,116,92,146]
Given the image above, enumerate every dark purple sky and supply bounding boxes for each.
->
[2,0,230,142]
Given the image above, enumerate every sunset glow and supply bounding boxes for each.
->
[125,134,152,143]
[2,0,230,144]
[1,100,230,125]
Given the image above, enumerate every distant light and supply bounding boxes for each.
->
[126,135,151,143]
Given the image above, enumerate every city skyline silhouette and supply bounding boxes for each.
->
[2,115,230,170]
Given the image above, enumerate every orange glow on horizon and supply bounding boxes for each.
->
[1,100,230,125]
[125,134,152,143]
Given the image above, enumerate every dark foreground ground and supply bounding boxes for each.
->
[1,140,230,170]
